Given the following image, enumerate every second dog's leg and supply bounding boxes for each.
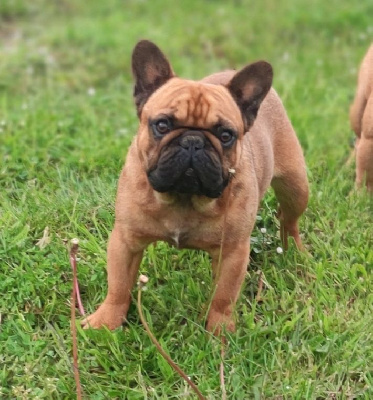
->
[350,86,367,138]
[356,96,373,191]
[356,137,373,191]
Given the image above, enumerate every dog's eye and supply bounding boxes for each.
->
[219,130,234,144]
[154,119,171,135]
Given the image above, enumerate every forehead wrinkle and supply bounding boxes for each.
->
[205,86,244,129]
[149,79,242,129]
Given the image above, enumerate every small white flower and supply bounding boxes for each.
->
[87,87,96,96]
[276,247,283,254]
[0,120,6,126]
[21,103,28,110]
[282,52,290,62]
[117,128,128,136]
[260,227,267,234]
[139,274,149,284]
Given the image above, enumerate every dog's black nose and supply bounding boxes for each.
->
[179,133,205,150]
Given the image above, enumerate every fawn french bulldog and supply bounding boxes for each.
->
[82,40,308,334]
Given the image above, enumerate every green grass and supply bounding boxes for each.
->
[1,0,373,398]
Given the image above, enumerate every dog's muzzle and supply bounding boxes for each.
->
[147,131,228,198]
[179,133,205,150]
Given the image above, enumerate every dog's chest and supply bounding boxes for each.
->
[160,217,215,250]
[166,228,185,248]
[162,220,195,248]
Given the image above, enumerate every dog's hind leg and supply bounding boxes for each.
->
[356,95,373,192]
[350,85,367,139]
[271,134,309,250]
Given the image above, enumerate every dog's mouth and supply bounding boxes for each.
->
[147,131,228,198]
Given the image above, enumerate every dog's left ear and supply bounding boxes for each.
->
[227,61,273,129]
[132,40,175,116]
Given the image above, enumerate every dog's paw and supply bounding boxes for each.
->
[81,303,127,330]
[206,311,235,336]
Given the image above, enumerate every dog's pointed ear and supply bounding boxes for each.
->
[132,40,174,116]
[227,61,273,129]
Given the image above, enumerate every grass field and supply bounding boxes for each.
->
[1,0,373,398]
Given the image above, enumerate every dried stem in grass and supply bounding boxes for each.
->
[137,275,206,400]
[69,238,83,400]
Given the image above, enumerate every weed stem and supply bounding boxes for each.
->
[137,275,206,400]
[69,238,83,400]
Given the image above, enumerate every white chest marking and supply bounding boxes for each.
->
[171,230,180,247]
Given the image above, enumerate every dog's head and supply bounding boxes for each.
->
[132,40,272,198]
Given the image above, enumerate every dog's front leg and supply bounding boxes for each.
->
[82,226,144,330]
[207,240,251,335]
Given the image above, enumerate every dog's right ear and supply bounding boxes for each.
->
[132,40,174,116]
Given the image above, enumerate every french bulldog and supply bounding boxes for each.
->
[82,40,309,334]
